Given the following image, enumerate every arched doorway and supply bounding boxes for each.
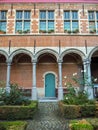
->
[45,73,55,97]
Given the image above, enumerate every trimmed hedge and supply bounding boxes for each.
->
[59,101,96,119]
[87,118,98,130]
[69,119,93,130]
[0,101,38,120]
[0,121,27,130]
[59,101,81,119]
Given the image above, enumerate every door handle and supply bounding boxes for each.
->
[45,84,47,87]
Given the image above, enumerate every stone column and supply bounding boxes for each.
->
[31,61,37,100]
[6,61,11,93]
[58,60,63,100]
[83,59,93,99]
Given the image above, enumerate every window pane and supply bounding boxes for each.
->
[40,11,46,19]
[16,21,22,31]
[1,11,7,20]
[0,21,6,31]
[24,21,30,31]
[40,21,46,30]
[64,11,70,19]
[64,21,71,30]
[48,21,54,30]
[16,11,22,19]
[48,11,54,19]
[72,21,78,30]
[96,12,98,20]
[24,11,30,19]
[89,11,94,20]
[97,22,98,33]
[89,21,95,30]
[72,11,78,20]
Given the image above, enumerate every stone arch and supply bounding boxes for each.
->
[88,46,98,60]
[61,48,86,61]
[35,48,59,62]
[0,50,8,60]
[8,48,33,62]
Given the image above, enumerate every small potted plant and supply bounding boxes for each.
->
[0,30,6,34]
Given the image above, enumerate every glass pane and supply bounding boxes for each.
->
[24,21,30,31]
[64,21,71,30]
[97,22,98,33]
[48,21,54,30]
[40,11,46,19]
[64,11,70,19]
[0,21,6,31]
[16,11,22,19]
[96,12,98,20]
[89,11,94,20]
[72,11,78,20]
[16,21,22,31]
[1,11,7,20]
[72,21,78,30]
[40,21,46,30]
[48,11,54,19]
[24,11,30,19]
[89,21,95,29]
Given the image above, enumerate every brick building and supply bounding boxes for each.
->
[0,0,98,100]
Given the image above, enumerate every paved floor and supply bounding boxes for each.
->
[26,102,69,130]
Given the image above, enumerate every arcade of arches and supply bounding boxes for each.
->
[0,50,98,100]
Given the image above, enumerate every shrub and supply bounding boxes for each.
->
[59,101,81,119]
[0,121,27,130]
[80,105,96,117]
[69,119,93,130]
[0,83,30,105]
[87,118,98,130]
[0,101,38,120]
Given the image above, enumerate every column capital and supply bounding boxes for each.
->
[57,59,63,63]
[83,58,91,65]
[31,59,37,63]
[6,61,11,66]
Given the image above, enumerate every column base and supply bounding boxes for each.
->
[84,86,94,99]
[58,87,63,100]
[31,87,37,100]
[6,86,10,93]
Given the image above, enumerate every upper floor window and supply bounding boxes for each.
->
[64,11,79,33]
[15,10,31,34]
[39,10,54,33]
[88,11,98,33]
[0,11,7,33]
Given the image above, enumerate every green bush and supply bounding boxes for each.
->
[0,83,31,105]
[59,101,81,119]
[59,101,96,119]
[69,119,93,130]
[80,105,96,117]
[0,121,27,130]
[0,101,38,120]
[87,118,98,130]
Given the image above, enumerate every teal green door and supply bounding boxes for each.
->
[45,73,55,97]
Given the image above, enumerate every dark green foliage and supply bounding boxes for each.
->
[80,105,96,117]
[59,101,96,119]
[63,86,95,105]
[0,101,38,120]
[0,84,31,105]
[0,124,7,130]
